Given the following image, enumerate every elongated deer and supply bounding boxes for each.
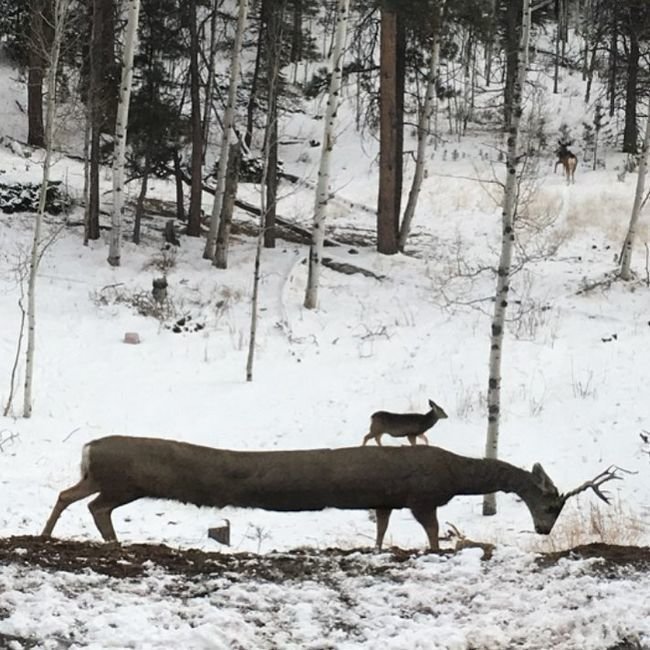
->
[555,141,577,184]
[41,436,624,549]
[362,399,448,446]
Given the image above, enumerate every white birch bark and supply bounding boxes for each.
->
[246,134,269,382]
[304,0,350,309]
[23,0,71,418]
[619,100,650,280]
[204,0,249,262]
[398,0,445,253]
[108,0,141,266]
[246,2,280,382]
[483,0,531,515]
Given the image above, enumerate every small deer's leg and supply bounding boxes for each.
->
[407,434,417,446]
[419,433,430,445]
[41,478,98,538]
[375,508,392,549]
[362,432,373,446]
[410,506,440,550]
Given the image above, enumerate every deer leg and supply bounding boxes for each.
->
[363,430,383,446]
[87,493,135,543]
[407,434,417,446]
[419,433,430,445]
[410,506,440,550]
[41,478,99,538]
[375,508,392,549]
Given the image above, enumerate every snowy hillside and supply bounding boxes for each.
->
[1,25,650,650]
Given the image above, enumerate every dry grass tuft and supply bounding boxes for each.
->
[528,496,648,553]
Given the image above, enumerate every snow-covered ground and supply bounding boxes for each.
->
[2,544,650,650]
[1,42,650,649]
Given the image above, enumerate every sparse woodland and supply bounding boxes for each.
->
[3,0,649,462]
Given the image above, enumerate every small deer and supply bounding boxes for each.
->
[40,436,625,550]
[555,141,577,184]
[362,399,448,447]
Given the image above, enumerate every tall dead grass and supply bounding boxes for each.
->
[528,496,648,553]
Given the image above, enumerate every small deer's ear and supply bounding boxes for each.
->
[531,463,558,494]
[428,399,435,408]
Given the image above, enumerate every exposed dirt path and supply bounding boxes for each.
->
[1,536,649,580]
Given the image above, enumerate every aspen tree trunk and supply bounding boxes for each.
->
[204,0,249,262]
[398,0,444,253]
[304,0,350,310]
[483,0,531,515]
[247,9,282,381]
[246,202,264,382]
[108,0,141,267]
[246,153,269,382]
[24,0,71,418]
[619,103,650,280]
[214,143,242,269]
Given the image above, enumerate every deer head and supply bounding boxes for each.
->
[524,464,628,534]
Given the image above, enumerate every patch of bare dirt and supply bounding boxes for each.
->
[1,537,649,582]
[0,536,419,580]
[536,543,650,573]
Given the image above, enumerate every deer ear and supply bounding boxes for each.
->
[532,463,557,494]
[428,399,435,408]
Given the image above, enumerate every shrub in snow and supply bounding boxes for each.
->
[0,181,71,215]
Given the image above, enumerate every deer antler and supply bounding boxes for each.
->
[562,465,632,504]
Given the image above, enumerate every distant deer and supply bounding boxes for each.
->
[40,436,624,550]
[362,399,448,447]
[555,141,577,184]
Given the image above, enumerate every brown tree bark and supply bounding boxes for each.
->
[187,0,203,236]
[608,2,618,118]
[503,0,522,128]
[289,0,303,63]
[244,12,265,150]
[133,154,150,245]
[377,3,404,255]
[86,0,116,242]
[263,0,284,249]
[623,3,640,154]
[27,0,46,148]
[173,150,186,222]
